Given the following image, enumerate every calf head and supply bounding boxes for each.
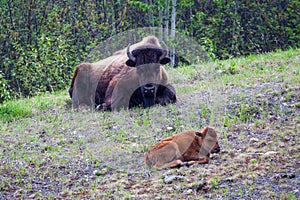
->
[126,46,170,108]
[195,126,221,156]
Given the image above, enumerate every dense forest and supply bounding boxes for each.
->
[0,0,299,103]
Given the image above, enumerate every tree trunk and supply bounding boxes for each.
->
[159,9,163,40]
[170,0,176,38]
[148,0,154,29]
[170,0,176,67]
[164,0,169,39]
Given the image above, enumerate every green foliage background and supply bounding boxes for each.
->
[0,0,299,103]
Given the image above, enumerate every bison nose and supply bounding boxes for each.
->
[143,84,155,97]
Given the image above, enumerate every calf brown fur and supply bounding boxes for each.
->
[145,126,220,169]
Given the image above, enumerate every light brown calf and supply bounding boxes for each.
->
[145,126,220,169]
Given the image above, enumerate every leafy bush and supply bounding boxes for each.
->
[0,71,11,102]
[0,0,299,102]
[191,0,300,59]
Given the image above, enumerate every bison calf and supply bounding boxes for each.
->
[145,126,220,169]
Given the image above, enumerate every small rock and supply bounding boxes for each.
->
[272,172,295,180]
[257,141,267,148]
[283,136,290,142]
[186,189,193,194]
[250,137,259,143]
[286,173,296,179]
[279,141,285,147]
[93,170,101,176]
[166,126,174,131]
[93,168,108,176]
[192,182,208,192]
[163,175,185,184]
[263,151,277,156]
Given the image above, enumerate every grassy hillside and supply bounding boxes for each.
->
[0,49,299,199]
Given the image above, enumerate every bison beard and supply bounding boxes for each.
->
[129,84,177,108]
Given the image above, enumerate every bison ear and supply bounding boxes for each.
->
[195,131,204,138]
[160,57,171,65]
[126,59,136,67]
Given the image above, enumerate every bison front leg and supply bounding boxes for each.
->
[100,80,117,111]
[156,84,177,106]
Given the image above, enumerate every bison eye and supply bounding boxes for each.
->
[195,132,203,138]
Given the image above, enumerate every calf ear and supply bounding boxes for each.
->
[195,131,203,138]
[160,57,171,65]
[126,59,136,67]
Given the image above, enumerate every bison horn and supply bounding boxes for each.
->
[127,44,136,62]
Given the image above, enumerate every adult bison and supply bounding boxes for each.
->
[69,36,176,110]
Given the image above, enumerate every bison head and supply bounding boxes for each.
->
[126,46,170,108]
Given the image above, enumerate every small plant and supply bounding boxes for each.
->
[251,159,258,164]
[281,191,298,200]
[211,177,219,189]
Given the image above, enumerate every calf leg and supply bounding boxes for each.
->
[184,156,210,167]
[159,155,210,169]
[157,159,185,169]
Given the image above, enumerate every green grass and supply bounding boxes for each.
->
[0,91,67,122]
[0,99,33,121]
[0,48,299,199]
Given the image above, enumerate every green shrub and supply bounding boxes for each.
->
[0,0,299,102]
[0,71,12,102]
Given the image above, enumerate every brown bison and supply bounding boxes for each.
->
[145,126,221,169]
[69,36,176,110]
